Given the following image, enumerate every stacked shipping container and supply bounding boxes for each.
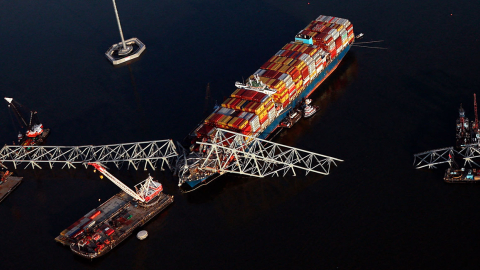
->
[196,15,353,139]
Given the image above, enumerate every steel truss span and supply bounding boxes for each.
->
[413,143,480,169]
[0,140,178,170]
[193,128,343,179]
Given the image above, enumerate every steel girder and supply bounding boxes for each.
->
[197,129,343,178]
[0,140,178,170]
[413,143,480,169]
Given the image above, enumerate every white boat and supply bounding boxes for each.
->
[304,105,318,118]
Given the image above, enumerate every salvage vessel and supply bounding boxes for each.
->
[4,97,50,148]
[177,15,354,191]
[55,164,173,259]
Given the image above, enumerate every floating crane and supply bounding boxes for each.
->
[88,162,163,203]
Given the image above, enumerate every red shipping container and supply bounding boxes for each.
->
[288,85,296,94]
[240,90,256,100]
[273,72,283,80]
[105,228,114,236]
[212,114,223,124]
[346,24,353,32]
[300,66,309,79]
[260,62,272,70]
[282,99,290,108]
[260,114,268,124]
[282,43,293,50]
[335,37,342,49]
[252,92,267,102]
[89,210,101,219]
[230,98,242,109]
[242,125,252,135]
[196,124,215,137]
[232,89,245,98]
[329,49,337,59]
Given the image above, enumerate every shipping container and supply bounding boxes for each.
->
[89,210,101,219]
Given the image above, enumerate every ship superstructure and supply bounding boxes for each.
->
[176,15,354,190]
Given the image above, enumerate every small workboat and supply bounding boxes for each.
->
[304,104,319,118]
[280,110,302,128]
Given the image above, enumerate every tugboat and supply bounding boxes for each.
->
[280,109,302,128]
[303,99,319,118]
[4,97,50,147]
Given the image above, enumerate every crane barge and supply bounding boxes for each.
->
[4,97,50,148]
[55,163,173,259]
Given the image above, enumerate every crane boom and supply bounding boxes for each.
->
[89,162,145,202]
[475,93,479,132]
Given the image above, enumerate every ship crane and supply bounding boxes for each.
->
[88,162,163,203]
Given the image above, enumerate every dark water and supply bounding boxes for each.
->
[1,0,480,269]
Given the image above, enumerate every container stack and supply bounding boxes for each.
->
[201,89,275,136]
[252,40,330,109]
[299,15,354,59]
[197,15,353,140]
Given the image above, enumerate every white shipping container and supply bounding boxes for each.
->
[278,73,293,85]
[268,107,276,121]
[331,31,339,40]
[316,15,326,21]
[254,69,266,77]
[316,65,324,74]
[330,17,340,24]
[275,50,284,56]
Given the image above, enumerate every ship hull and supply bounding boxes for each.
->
[181,43,351,190]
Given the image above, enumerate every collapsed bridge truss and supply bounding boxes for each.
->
[0,140,178,170]
[413,143,480,169]
[176,128,343,186]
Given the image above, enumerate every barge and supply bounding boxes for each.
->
[0,171,22,203]
[444,167,480,183]
[55,164,174,259]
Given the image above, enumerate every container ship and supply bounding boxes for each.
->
[177,15,354,191]
[4,97,50,148]
[55,164,174,259]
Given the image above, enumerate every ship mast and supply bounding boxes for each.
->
[474,93,478,132]
[111,0,132,55]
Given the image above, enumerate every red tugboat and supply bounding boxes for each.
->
[4,97,50,147]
